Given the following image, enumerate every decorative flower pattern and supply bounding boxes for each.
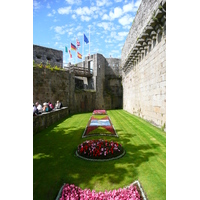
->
[59,183,141,200]
[93,110,107,115]
[77,139,124,160]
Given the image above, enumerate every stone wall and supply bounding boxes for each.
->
[121,0,164,68]
[33,53,123,116]
[121,0,166,129]
[33,45,63,68]
[33,107,69,134]
[33,67,71,107]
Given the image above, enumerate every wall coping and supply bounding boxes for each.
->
[34,107,68,116]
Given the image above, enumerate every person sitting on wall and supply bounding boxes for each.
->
[43,102,50,112]
[33,103,38,116]
[55,100,62,109]
[48,101,54,111]
[36,102,43,114]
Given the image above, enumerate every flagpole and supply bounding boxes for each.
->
[89,26,90,56]
[82,34,84,68]
[83,33,84,66]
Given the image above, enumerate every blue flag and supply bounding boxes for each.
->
[84,34,89,44]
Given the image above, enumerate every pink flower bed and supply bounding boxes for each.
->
[59,183,141,200]
[93,110,107,115]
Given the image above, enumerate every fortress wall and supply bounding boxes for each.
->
[121,0,166,128]
[33,45,63,68]
[121,0,163,67]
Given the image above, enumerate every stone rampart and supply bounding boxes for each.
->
[33,107,69,134]
[33,45,63,68]
[33,67,71,107]
[121,0,165,68]
[121,0,166,129]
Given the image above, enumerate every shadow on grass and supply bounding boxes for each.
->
[33,114,160,200]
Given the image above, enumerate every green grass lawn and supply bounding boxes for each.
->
[33,109,166,200]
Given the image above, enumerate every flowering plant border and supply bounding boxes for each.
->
[82,116,118,138]
[92,110,107,115]
[76,139,125,161]
[55,180,148,200]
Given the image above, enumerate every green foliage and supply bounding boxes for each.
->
[38,62,43,68]
[53,65,60,70]
[33,60,36,67]
[45,61,51,69]
[161,123,166,131]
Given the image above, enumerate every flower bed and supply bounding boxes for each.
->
[76,139,125,161]
[93,110,107,115]
[82,116,118,138]
[56,181,147,200]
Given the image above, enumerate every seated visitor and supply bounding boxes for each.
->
[33,103,38,116]
[36,102,43,114]
[43,102,50,112]
[48,101,54,110]
[55,100,62,109]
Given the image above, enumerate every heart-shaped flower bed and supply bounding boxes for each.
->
[76,139,125,161]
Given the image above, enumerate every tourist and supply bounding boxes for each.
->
[33,103,38,116]
[43,102,50,112]
[48,101,54,110]
[55,100,62,109]
[36,102,43,114]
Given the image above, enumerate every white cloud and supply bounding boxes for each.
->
[75,7,92,15]
[109,31,128,41]
[109,7,123,20]
[134,0,142,8]
[77,32,83,37]
[123,2,134,13]
[57,7,72,15]
[33,0,41,10]
[118,32,128,37]
[97,22,116,31]
[47,3,51,9]
[54,26,66,34]
[65,0,81,5]
[105,39,113,43]
[96,0,112,7]
[102,14,109,20]
[47,9,56,17]
[72,14,76,19]
[47,13,53,17]
[101,2,134,21]
[118,14,134,26]
[81,15,91,21]
[114,0,123,2]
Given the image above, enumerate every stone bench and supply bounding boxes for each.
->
[33,107,69,134]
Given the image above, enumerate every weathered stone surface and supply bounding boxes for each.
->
[121,0,166,129]
[33,107,69,134]
[33,45,63,68]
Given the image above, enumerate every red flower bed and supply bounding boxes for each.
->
[59,183,141,200]
[76,139,125,160]
[93,110,107,115]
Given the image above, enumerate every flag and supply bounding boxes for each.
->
[76,39,80,48]
[68,50,72,58]
[65,46,68,52]
[71,43,77,51]
[84,34,89,44]
[77,52,82,59]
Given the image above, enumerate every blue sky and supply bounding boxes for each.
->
[33,0,141,65]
